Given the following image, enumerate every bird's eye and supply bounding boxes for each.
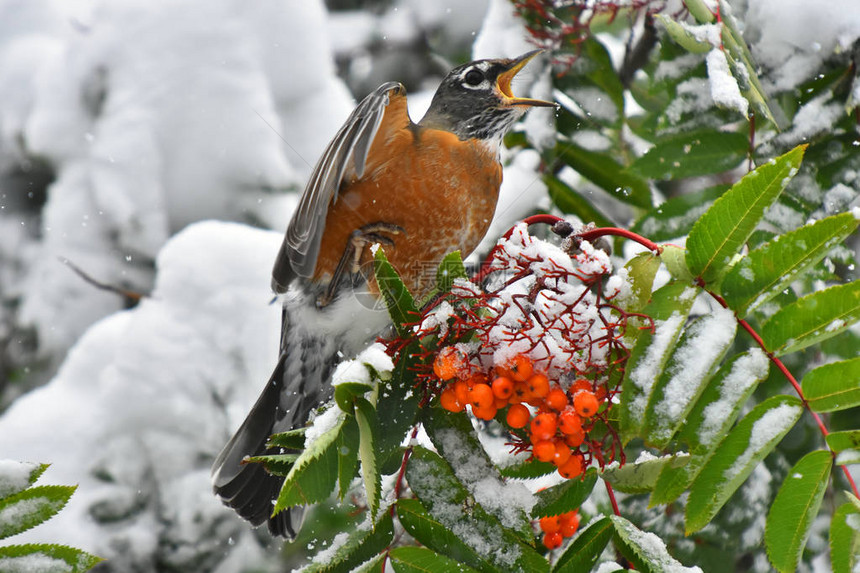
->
[463,69,484,86]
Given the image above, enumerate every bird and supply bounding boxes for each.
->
[211,50,554,538]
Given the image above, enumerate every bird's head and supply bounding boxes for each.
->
[419,50,555,141]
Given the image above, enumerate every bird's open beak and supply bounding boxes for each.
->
[496,50,556,107]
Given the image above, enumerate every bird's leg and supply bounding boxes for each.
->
[317,222,405,307]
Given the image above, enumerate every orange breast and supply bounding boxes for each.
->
[312,100,502,299]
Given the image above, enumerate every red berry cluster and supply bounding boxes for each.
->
[539,509,580,550]
[436,352,607,480]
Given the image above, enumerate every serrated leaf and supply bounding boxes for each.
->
[424,410,532,540]
[244,453,299,477]
[621,252,661,314]
[685,395,803,533]
[338,417,360,499]
[355,398,381,519]
[544,174,615,228]
[499,460,557,479]
[334,382,374,413]
[611,515,698,572]
[532,469,598,517]
[556,142,652,209]
[656,15,712,54]
[396,499,495,573]
[831,501,860,573]
[603,453,689,494]
[722,212,860,316]
[0,485,75,539]
[435,251,468,295]
[643,308,736,447]
[765,450,831,573]
[0,543,103,572]
[376,339,421,469]
[619,281,699,440]
[802,357,860,412]
[631,185,727,242]
[686,145,806,283]
[268,427,307,450]
[761,281,860,356]
[827,431,860,453]
[0,462,49,499]
[388,546,480,573]
[406,447,548,573]
[304,512,394,573]
[552,516,614,573]
[631,130,748,180]
[374,248,417,336]
[274,411,343,513]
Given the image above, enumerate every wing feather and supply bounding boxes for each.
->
[271,82,405,292]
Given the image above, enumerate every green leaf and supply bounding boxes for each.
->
[611,515,697,572]
[721,212,860,316]
[304,512,394,573]
[619,281,699,440]
[765,450,832,573]
[0,543,103,572]
[268,427,307,450]
[602,453,689,494]
[621,252,661,314]
[684,0,716,23]
[760,280,860,356]
[686,145,806,283]
[544,174,615,228]
[631,185,727,242]
[376,337,421,469]
[435,251,468,295]
[827,430,860,453]
[531,469,598,517]
[374,248,417,336]
[0,485,75,539]
[424,410,532,540]
[0,462,49,499]
[396,499,494,573]
[831,501,860,573]
[656,15,712,54]
[337,417,360,499]
[406,447,548,573]
[388,546,480,573]
[244,453,299,477]
[556,142,652,209]
[552,516,614,573]
[334,382,374,413]
[355,397,381,519]
[643,308,737,447]
[274,411,343,513]
[803,358,860,412]
[685,395,803,533]
[630,130,748,180]
[499,460,557,480]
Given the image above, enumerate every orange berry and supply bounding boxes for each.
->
[433,347,462,380]
[511,381,531,403]
[530,412,557,441]
[558,455,583,479]
[552,443,572,467]
[509,355,534,382]
[506,404,530,429]
[469,383,494,409]
[439,387,462,412]
[573,391,599,418]
[533,440,556,462]
[559,512,580,537]
[494,396,510,409]
[564,430,585,448]
[571,379,592,393]
[453,380,470,407]
[538,515,561,533]
[491,376,514,400]
[472,404,498,421]
[595,386,607,403]
[558,409,582,435]
[546,387,568,411]
[527,373,550,398]
[542,531,563,550]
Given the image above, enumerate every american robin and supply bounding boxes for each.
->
[211,50,553,538]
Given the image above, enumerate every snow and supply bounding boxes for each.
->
[723,403,803,482]
[705,49,748,117]
[0,460,39,499]
[612,516,704,572]
[650,305,737,442]
[329,343,394,389]
[628,312,687,421]
[0,554,73,573]
[698,349,769,447]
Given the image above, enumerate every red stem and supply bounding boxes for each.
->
[706,288,860,497]
[605,480,621,516]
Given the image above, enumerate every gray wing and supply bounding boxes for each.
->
[271,82,405,293]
